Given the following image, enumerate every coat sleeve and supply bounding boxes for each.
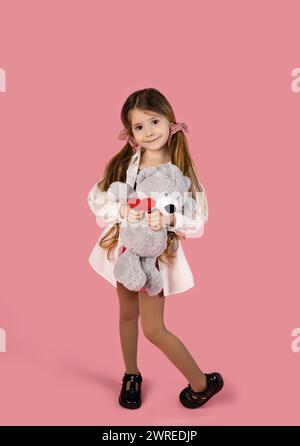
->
[87,181,124,227]
[167,181,208,238]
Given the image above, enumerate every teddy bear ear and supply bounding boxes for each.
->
[159,163,180,182]
[183,176,191,191]
[136,166,157,185]
[107,181,133,202]
[183,196,197,217]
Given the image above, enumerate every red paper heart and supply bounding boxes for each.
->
[127,197,140,208]
[127,197,156,212]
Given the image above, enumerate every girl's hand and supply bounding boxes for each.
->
[120,204,145,224]
[146,210,175,231]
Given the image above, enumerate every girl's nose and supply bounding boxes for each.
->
[145,126,154,137]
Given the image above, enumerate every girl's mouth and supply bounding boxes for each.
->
[145,136,161,143]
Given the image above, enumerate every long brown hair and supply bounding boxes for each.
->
[97,88,205,264]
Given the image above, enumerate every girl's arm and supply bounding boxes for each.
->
[167,184,208,238]
[87,181,124,227]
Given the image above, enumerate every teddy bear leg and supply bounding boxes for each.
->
[140,257,163,296]
[113,249,146,292]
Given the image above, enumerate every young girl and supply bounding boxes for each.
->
[87,88,224,410]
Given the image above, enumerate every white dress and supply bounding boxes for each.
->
[87,148,208,296]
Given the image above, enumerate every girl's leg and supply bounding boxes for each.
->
[138,290,207,392]
[117,281,141,376]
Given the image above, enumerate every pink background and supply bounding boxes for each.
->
[1,0,300,426]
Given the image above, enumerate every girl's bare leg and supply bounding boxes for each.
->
[138,290,207,392]
[117,281,141,375]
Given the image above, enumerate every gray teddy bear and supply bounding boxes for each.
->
[106,163,196,296]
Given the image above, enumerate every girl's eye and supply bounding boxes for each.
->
[134,119,159,131]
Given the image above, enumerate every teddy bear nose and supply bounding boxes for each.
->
[164,204,176,214]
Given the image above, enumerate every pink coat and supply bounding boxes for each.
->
[87,148,208,296]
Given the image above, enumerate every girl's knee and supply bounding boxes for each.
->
[142,326,166,344]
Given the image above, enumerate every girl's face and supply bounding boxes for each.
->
[130,108,170,151]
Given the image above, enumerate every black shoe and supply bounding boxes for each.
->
[119,372,143,409]
[179,372,224,409]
